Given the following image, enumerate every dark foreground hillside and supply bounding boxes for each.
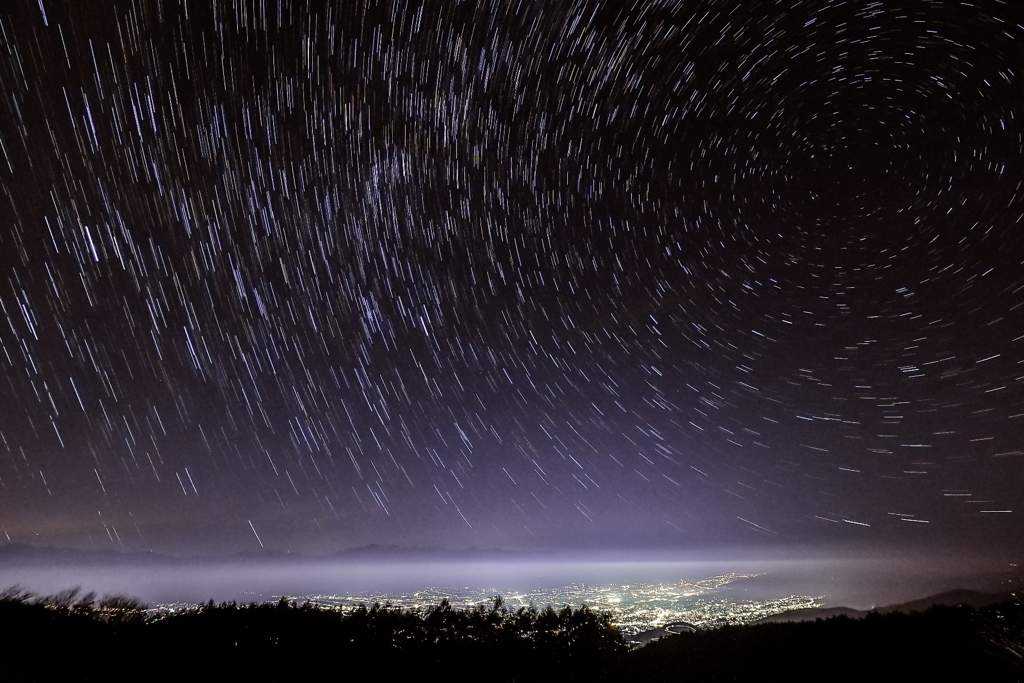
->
[0,589,622,683]
[1,588,1022,682]
[630,600,1024,682]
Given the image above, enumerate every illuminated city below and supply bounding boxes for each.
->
[158,573,821,636]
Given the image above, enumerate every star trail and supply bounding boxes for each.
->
[0,0,1022,555]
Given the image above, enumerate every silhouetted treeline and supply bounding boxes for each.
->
[0,587,623,682]
[2,586,1023,682]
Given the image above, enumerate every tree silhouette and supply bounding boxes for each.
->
[8,585,1018,682]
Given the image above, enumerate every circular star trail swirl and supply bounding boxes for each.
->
[0,0,1022,553]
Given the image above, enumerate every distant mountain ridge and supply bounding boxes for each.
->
[0,542,511,566]
[0,543,166,566]
[328,543,509,560]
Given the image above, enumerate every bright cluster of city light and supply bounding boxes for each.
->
[156,573,822,636]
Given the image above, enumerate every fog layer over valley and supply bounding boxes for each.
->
[0,546,1015,612]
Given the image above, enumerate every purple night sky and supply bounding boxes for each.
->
[0,0,1022,559]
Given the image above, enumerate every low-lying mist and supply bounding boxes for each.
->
[0,547,1012,610]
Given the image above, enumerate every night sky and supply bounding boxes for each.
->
[0,0,1022,557]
